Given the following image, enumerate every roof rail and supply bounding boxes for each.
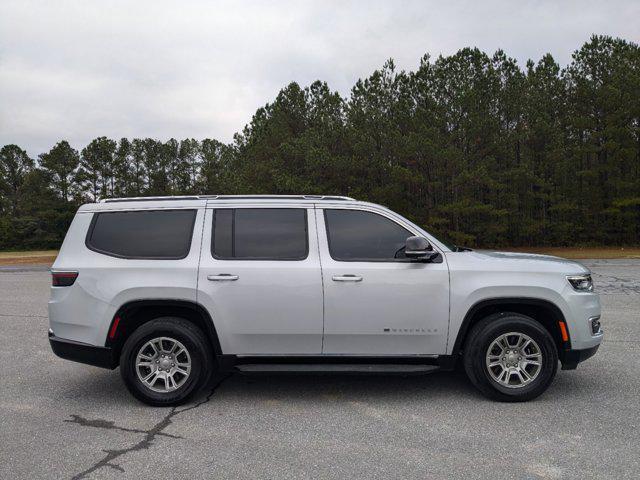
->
[100,195,355,203]
[206,195,356,201]
[100,195,201,203]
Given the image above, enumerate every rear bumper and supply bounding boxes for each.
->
[49,330,117,369]
[560,344,600,370]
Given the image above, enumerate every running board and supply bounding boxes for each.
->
[234,363,440,375]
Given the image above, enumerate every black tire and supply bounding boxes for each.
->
[463,312,558,402]
[120,317,215,406]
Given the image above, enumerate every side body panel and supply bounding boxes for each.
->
[445,251,602,353]
[316,206,451,355]
[50,197,602,361]
[49,203,205,346]
[196,205,324,354]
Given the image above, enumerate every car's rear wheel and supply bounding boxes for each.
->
[463,313,558,402]
[120,317,214,406]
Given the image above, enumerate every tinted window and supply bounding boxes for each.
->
[325,209,412,261]
[212,208,308,260]
[87,209,196,259]
[212,209,233,258]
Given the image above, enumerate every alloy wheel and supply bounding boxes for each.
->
[135,337,192,393]
[485,332,542,388]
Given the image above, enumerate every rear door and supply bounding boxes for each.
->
[197,205,323,354]
[317,206,450,355]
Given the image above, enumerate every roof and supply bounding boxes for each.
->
[78,195,363,212]
[99,195,355,203]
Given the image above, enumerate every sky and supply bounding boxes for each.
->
[1,0,639,157]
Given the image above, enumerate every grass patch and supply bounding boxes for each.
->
[0,250,58,266]
[0,250,59,258]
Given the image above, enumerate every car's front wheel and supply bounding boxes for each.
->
[120,317,214,406]
[463,313,558,402]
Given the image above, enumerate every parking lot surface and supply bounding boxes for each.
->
[1,260,639,479]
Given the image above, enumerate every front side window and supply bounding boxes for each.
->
[86,209,196,259]
[324,209,412,261]
[212,208,308,260]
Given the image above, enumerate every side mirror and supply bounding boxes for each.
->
[405,236,437,262]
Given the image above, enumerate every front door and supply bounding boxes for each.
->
[317,207,450,355]
[197,206,323,355]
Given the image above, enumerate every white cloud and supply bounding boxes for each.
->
[1,0,638,156]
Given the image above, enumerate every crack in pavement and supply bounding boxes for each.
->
[591,272,640,295]
[64,415,182,439]
[68,373,232,480]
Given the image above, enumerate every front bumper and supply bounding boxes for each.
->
[49,330,117,369]
[559,344,600,370]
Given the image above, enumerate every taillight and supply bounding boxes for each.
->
[52,271,78,287]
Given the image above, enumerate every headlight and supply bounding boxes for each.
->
[567,274,593,292]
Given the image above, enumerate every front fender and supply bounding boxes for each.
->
[447,276,571,355]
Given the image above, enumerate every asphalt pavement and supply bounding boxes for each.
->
[0,260,639,479]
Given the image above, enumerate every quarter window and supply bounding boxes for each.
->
[86,209,196,259]
[212,208,308,260]
[324,209,412,261]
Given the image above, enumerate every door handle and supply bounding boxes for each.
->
[332,274,363,282]
[207,274,239,281]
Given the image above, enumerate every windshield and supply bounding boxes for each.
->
[439,235,473,251]
[380,208,472,252]
[410,223,471,252]
[435,236,472,252]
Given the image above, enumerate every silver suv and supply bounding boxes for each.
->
[49,195,602,405]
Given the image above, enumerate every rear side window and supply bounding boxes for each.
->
[212,208,308,260]
[324,209,412,261]
[86,209,197,259]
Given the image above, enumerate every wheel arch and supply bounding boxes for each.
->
[105,299,222,364]
[452,297,569,356]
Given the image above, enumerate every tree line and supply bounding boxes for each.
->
[1,35,639,250]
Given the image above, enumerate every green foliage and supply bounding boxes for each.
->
[0,144,34,215]
[78,136,117,200]
[38,140,79,202]
[1,35,639,249]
